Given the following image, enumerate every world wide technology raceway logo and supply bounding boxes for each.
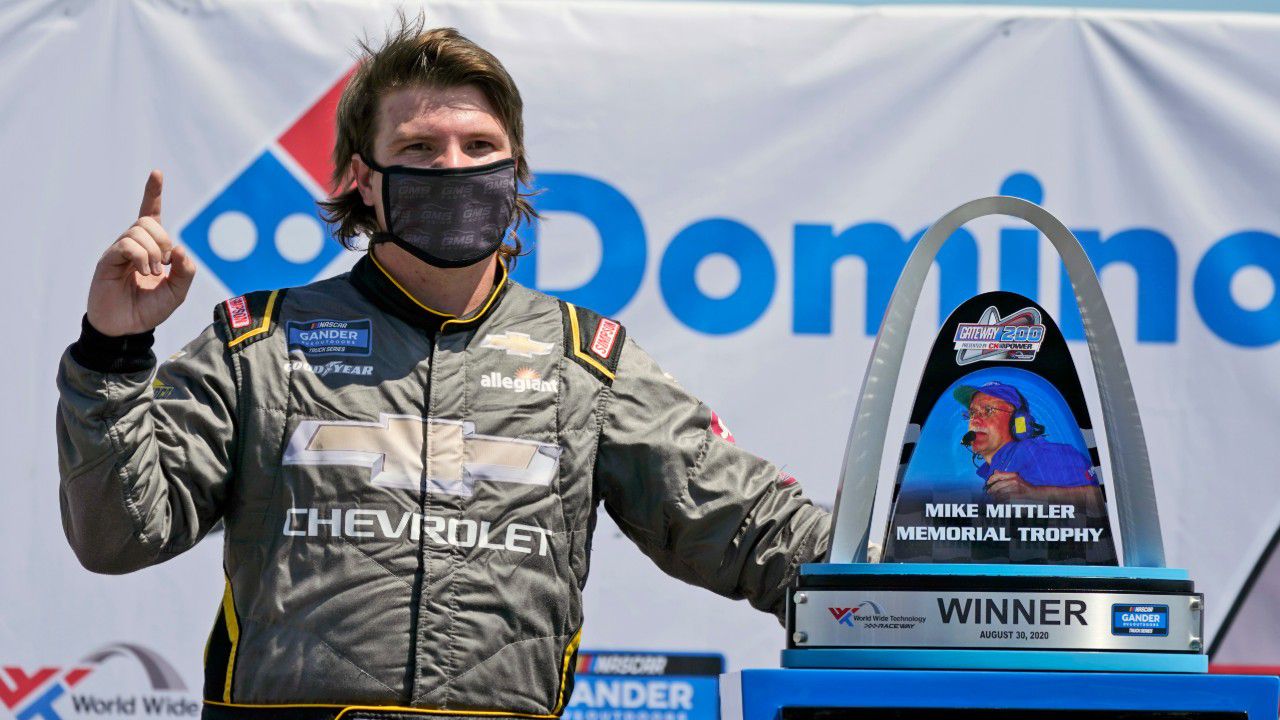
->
[827,601,885,626]
[1,644,196,720]
[182,71,1280,348]
[827,602,926,631]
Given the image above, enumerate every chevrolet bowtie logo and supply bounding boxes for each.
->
[480,331,554,358]
[283,415,561,496]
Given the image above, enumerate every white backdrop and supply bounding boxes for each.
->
[4,0,1280,713]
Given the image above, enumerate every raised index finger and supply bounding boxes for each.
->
[138,169,163,222]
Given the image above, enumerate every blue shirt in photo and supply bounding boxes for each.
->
[976,436,1097,488]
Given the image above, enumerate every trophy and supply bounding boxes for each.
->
[721,197,1278,718]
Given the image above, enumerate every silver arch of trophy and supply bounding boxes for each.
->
[828,196,1163,568]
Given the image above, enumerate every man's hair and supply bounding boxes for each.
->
[319,14,536,260]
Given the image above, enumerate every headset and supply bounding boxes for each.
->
[961,387,1045,453]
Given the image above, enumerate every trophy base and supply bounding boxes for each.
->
[786,563,1204,673]
[721,669,1278,720]
[781,648,1206,673]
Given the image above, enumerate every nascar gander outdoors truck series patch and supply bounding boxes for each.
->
[286,319,373,356]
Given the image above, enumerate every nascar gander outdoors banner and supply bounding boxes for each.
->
[5,1,1280,715]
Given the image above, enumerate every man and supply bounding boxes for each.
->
[55,18,829,720]
[957,381,1102,504]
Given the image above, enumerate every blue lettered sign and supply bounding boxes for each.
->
[566,651,723,720]
[1112,604,1169,636]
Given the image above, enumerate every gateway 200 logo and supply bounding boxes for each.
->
[183,72,1280,349]
[1,644,196,720]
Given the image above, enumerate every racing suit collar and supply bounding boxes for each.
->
[350,250,509,333]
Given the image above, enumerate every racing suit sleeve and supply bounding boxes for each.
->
[55,321,236,574]
[594,337,831,620]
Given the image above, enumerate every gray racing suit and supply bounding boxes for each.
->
[56,252,830,719]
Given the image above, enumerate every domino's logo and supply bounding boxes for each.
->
[181,70,354,295]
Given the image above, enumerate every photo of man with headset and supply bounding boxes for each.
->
[958,381,1104,506]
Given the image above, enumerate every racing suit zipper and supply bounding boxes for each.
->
[406,333,436,703]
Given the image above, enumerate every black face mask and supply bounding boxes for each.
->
[363,156,517,268]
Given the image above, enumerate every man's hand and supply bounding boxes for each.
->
[985,471,1034,502]
[86,170,197,336]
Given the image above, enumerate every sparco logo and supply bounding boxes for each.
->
[2,644,197,720]
[283,414,561,496]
